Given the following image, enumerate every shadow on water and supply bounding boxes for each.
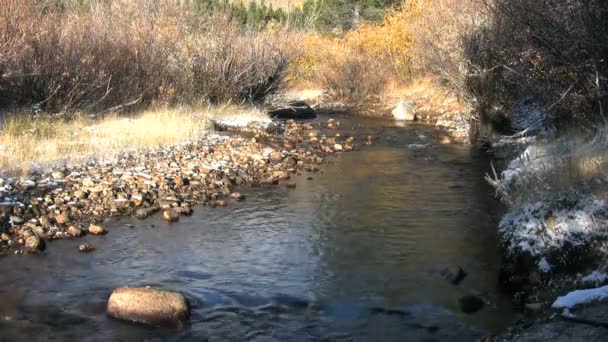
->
[0,115,516,341]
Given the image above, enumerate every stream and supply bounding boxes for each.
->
[0,116,516,341]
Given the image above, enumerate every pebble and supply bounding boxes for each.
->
[78,243,94,253]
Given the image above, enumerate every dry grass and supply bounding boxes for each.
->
[0,105,264,176]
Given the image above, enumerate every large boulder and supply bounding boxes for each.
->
[268,101,317,120]
[107,287,190,327]
[392,101,417,121]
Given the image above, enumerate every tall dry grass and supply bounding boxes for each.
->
[0,104,272,176]
[0,0,289,112]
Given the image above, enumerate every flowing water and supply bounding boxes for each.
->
[0,116,516,341]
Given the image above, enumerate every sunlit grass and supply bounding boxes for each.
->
[0,105,265,176]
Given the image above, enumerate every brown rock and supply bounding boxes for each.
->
[163,209,179,222]
[107,287,190,327]
[230,192,244,201]
[25,235,44,251]
[79,243,94,253]
[67,226,83,237]
[82,178,95,187]
[88,224,107,235]
[55,213,69,225]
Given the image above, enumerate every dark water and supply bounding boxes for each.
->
[0,116,516,341]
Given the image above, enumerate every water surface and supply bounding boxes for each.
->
[0,116,515,341]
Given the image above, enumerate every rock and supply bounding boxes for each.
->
[286,181,297,189]
[107,287,190,327]
[24,235,44,251]
[392,101,417,121]
[135,207,159,219]
[52,170,65,179]
[88,224,107,235]
[9,216,24,225]
[39,216,50,228]
[458,295,484,314]
[79,243,94,253]
[130,194,143,207]
[67,226,82,237]
[82,178,95,187]
[230,192,244,201]
[333,144,343,151]
[215,200,227,207]
[175,206,193,216]
[268,101,317,120]
[440,266,467,286]
[270,151,283,161]
[1,233,9,241]
[163,209,179,222]
[55,213,69,225]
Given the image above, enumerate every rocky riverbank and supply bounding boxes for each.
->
[0,118,358,255]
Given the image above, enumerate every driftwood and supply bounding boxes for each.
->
[268,101,316,119]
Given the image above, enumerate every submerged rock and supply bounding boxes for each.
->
[78,243,94,253]
[107,287,190,327]
[458,295,485,314]
[440,266,467,286]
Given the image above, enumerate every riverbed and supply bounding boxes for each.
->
[0,116,516,341]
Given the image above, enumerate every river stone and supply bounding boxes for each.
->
[9,216,24,225]
[24,235,44,251]
[458,295,484,314]
[82,178,95,187]
[135,207,159,219]
[88,224,107,235]
[55,213,69,224]
[107,288,190,327]
[440,266,467,286]
[79,243,94,253]
[67,226,82,237]
[392,101,417,121]
[163,209,179,222]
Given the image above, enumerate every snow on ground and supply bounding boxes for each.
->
[552,285,608,309]
[499,192,608,258]
[581,271,608,284]
[509,97,554,136]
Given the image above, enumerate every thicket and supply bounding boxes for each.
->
[462,0,608,134]
[0,0,289,113]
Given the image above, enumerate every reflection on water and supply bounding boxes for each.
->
[0,116,515,341]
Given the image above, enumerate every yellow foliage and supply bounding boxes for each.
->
[289,0,425,84]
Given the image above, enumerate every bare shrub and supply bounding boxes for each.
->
[320,53,389,99]
[462,0,608,131]
[0,1,288,112]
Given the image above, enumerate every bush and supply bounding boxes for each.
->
[0,1,288,112]
[461,0,608,133]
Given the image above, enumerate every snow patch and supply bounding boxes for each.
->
[581,271,608,284]
[499,193,608,257]
[537,257,551,273]
[552,285,608,309]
